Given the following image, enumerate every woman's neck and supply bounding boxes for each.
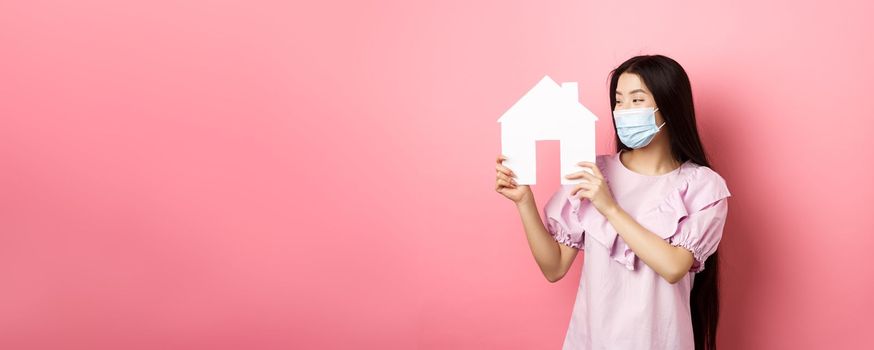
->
[621,138,681,176]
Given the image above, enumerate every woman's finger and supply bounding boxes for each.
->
[571,183,592,196]
[496,172,517,185]
[496,155,518,177]
[495,164,513,175]
[571,182,595,196]
[571,187,592,198]
[498,178,516,189]
[496,164,517,178]
[565,170,598,182]
[576,162,604,179]
[579,171,600,184]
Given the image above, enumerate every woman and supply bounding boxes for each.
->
[495,54,730,350]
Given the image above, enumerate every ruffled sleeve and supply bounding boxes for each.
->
[669,198,729,273]
[541,155,618,250]
[542,184,585,249]
[667,167,732,273]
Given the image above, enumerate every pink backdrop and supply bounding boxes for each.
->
[2,0,872,349]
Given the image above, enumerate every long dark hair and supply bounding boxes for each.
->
[608,54,720,350]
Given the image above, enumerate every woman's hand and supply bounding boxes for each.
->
[495,154,532,204]
[565,161,620,216]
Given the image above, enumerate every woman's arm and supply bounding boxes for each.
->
[603,206,694,283]
[516,197,579,283]
[495,154,578,283]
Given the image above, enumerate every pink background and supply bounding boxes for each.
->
[2,0,872,349]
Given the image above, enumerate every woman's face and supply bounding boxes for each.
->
[614,72,664,126]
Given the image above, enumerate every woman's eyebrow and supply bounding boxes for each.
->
[615,89,648,95]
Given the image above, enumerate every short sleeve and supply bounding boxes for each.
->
[542,185,584,249]
[668,169,731,273]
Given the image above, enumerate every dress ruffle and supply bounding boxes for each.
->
[545,214,584,249]
[574,160,732,271]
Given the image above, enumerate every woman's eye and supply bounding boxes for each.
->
[633,99,643,102]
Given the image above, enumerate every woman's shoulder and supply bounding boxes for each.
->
[680,162,732,210]
[685,163,728,189]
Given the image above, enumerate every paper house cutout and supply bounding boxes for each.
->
[498,75,598,185]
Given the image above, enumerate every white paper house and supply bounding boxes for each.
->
[498,75,599,185]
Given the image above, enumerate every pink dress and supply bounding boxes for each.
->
[543,150,731,349]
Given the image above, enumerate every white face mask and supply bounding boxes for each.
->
[612,107,665,149]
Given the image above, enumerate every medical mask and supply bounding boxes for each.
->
[612,107,665,149]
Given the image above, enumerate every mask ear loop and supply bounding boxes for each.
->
[653,107,666,130]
